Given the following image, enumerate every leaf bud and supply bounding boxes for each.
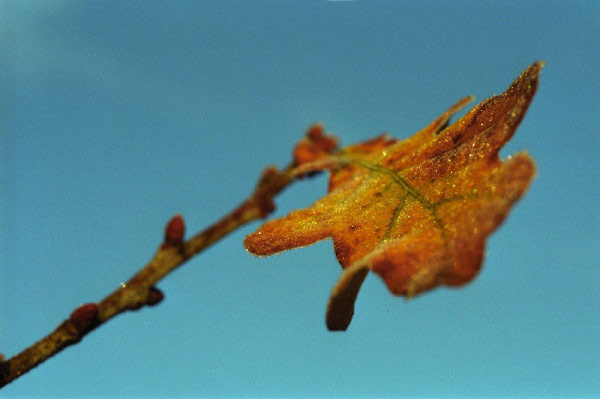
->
[69,303,99,332]
[146,287,164,306]
[162,214,185,249]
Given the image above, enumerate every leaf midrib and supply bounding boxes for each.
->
[340,155,434,209]
[340,154,452,241]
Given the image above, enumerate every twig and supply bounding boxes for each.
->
[0,165,294,388]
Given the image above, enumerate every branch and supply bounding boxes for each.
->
[0,164,294,388]
[0,123,340,388]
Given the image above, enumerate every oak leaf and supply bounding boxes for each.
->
[245,62,542,330]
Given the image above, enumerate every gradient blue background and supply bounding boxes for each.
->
[1,1,598,397]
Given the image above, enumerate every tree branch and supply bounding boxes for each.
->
[0,165,294,388]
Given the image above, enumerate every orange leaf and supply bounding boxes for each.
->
[245,62,542,330]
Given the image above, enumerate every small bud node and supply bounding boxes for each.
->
[146,287,165,306]
[69,303,99,332]
[162,214,185,249]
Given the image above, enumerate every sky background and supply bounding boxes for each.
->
[1,1,598,397]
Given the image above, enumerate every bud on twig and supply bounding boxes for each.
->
[146,287,164,306]
[293,123,338,166]
[162,214,185,249]
[69,303,99,332]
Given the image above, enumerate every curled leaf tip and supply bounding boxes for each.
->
[69,303,99,332]
[326,263,369,331]
[163,214,185,248]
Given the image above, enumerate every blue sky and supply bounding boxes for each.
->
[1,1,598,397]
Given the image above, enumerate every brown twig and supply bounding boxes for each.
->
[0,164,294,388]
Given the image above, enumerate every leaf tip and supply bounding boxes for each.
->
[511,61,544,94]
[243,231,273,256]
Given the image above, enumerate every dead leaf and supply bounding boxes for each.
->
[245,62,542,330]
